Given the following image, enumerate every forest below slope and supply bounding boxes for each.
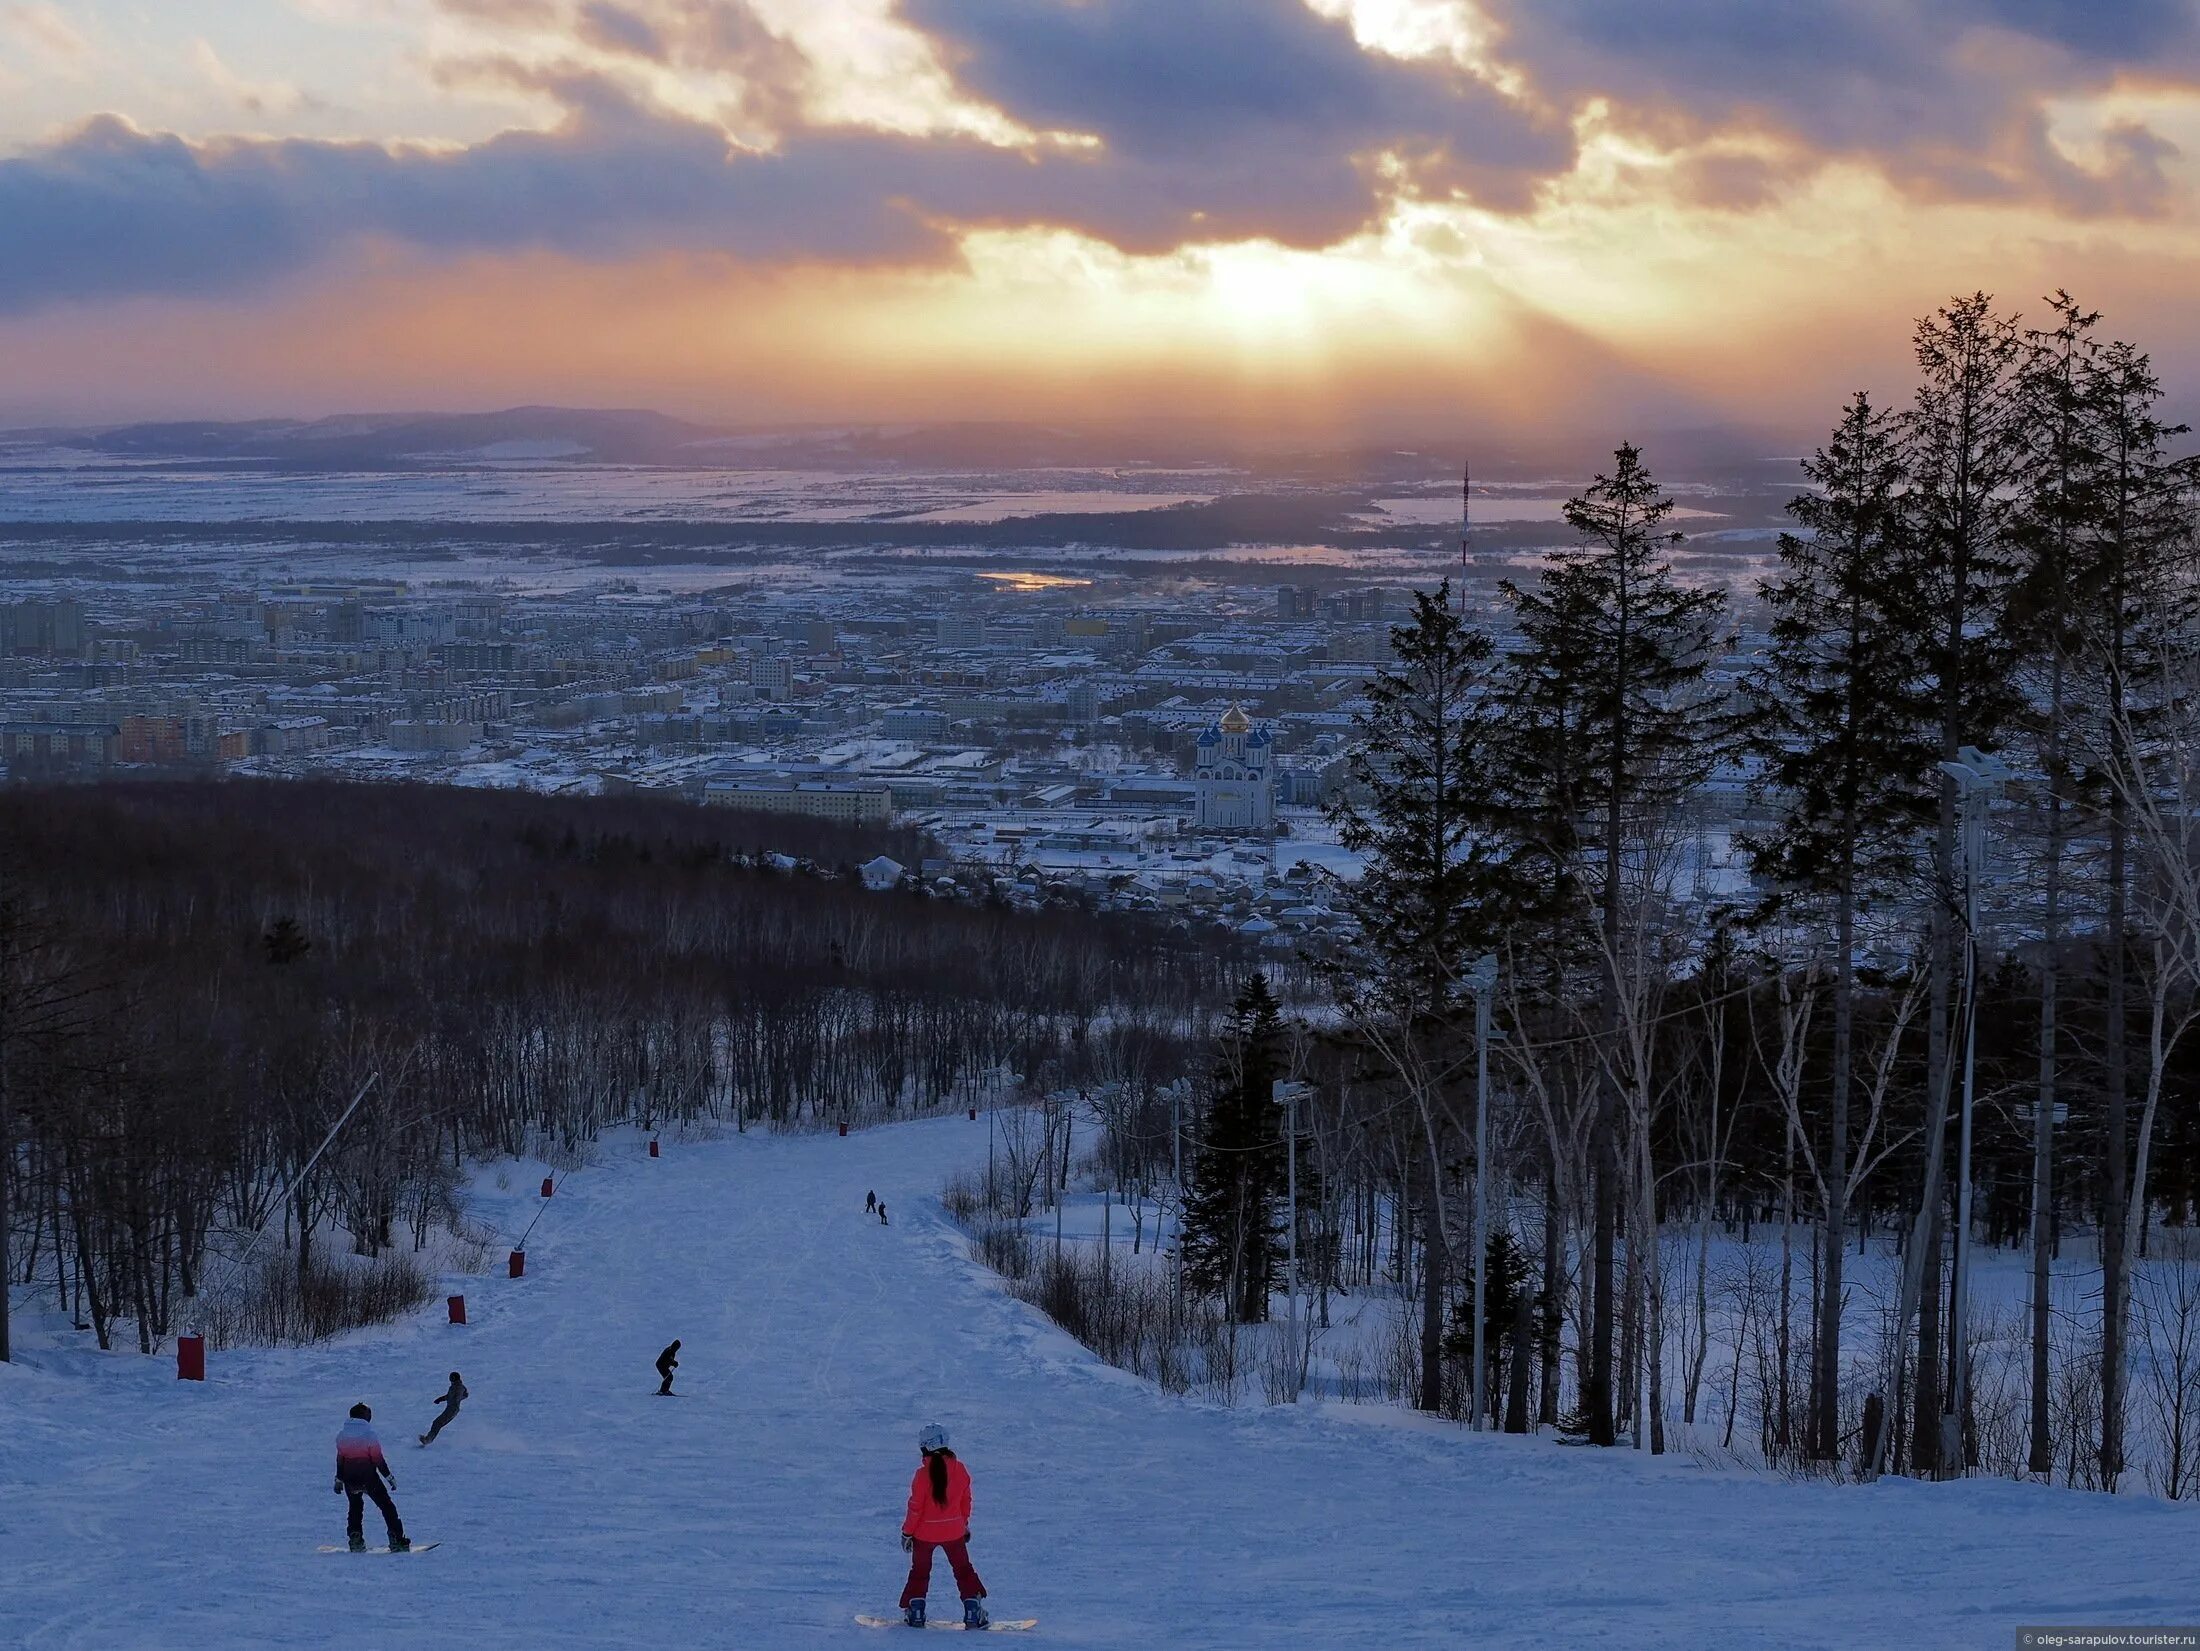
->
[0,780,1233,1357]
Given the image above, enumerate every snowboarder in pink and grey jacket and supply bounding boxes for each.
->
[333,1403,408,1551]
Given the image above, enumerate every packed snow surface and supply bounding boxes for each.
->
[2,1116,2192,1650]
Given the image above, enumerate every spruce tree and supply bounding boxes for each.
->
[1323,579,1507,1410]
[1891,291,2023,1476]
[263,915,312,966]
[1326,581,1506,1007]
[1496,442,1729,1446]
[2071,336,2194,1489]
[2005,290,2104,1477]
[1444,1228,1535,1424]
[1179,974,1288,1324]
[1744,389,1936,1462]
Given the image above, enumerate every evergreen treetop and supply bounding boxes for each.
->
[1325,580,1506,1018]
[1745,389,1938,915]
[1497,441,1731,892]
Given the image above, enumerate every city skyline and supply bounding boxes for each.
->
[6,0,2200,432]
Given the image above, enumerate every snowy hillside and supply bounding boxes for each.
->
[2,1115,2191,1651]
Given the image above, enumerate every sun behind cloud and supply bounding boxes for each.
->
[1,0,2196,431]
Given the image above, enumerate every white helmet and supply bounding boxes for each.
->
[918,1423,949,1453]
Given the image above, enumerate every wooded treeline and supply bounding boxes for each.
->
[0,780,1233,1357]
[1145,288,2200,1493]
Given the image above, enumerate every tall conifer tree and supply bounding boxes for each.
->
[2006,290,2104,1477]
[2073,337,2194,1488]
[1745,389,1936,1462]
[1892,292,2023,1474]
[1324,580,1507,1410]
[1497,443,1728,1446]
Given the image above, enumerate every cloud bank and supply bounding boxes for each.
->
[1,0,2185,317]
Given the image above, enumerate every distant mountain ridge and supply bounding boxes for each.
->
[59,406,722,468]
[0,405,1799,482]
[9,407,1247,471]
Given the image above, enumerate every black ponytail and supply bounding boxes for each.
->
[926,1447,954,1504]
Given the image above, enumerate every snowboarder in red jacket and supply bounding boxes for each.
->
[898,1424,986,1630]
[334,1403,409,1551]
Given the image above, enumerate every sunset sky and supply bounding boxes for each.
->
[5,0,2200,438]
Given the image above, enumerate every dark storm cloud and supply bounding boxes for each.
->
[563,1,812,128]
[903,0,1567,192]
[0,109,958,313]
[574,1,668,61]
[894,0,1574,247]
[0,92,1467,314]
[1484,0,2194,209]
[0,119,325,310]
[436,0,562,25]
[1972,0,2199,60]
[0,0,1572,312]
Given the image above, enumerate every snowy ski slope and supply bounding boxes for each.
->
[2,1115,2193,1650]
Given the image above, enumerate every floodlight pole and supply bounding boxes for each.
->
[1285,1078,1300,1400]
[1937,747,2008,1472]
[1171,1081,1184,1305]
[1467,954,1498,1432]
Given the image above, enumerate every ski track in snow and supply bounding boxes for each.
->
[3,1116,2194,1650]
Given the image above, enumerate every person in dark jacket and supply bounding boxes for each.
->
[419,1371,468,1446]
[866,1190,878,1215]
[334,1403,408,1551]
[878,1202,889,1226]
[657,1339,681,1395]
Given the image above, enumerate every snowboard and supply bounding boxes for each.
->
[317,1543,441,1555]
[855,1615,1036,1632]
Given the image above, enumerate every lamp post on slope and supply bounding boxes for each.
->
[1278,1079,1308,1401]
[1936,745,2010,1472]
[1467,953,1498,1431]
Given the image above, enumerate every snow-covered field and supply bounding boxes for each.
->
[0,460,1218,526]
[3,1115,2193,1650]
[1017,1172,2200,1481]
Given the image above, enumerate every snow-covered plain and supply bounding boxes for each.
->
[3,1115,2193,1650]
[0,460,1217,526]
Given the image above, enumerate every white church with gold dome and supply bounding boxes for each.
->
[1193,704,1276,834]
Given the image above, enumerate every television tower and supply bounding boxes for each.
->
[1458,456,1472,613]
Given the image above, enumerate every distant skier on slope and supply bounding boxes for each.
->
[419,1371,468,1447]
[334,1403,409,1552]
[656,1339,681,1396]
[878,1202,889,1226]
[866,1190,877,1215]
[897,1424,987,1630]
